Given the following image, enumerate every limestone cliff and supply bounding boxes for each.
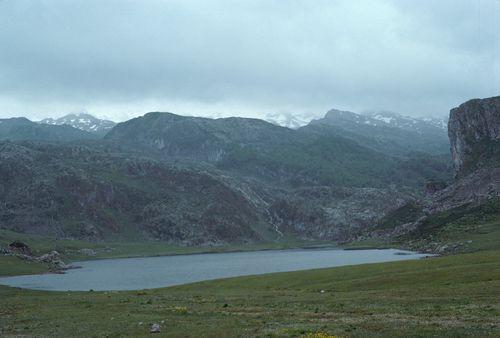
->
[369,96,500,251]
[449,96,500,178]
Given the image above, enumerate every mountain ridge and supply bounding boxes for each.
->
[0,107,459,244]
[0,117,97,142]
[303,108,450,156]
[39,113,116,136]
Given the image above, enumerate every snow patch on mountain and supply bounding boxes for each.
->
[39,113,116,134]
[363,111,448,132]
[265,112,319,129]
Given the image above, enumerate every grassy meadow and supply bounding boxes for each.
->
[0,217,499,337]
[0,250,498,337]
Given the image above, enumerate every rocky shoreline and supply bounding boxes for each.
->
[1,241,80,273]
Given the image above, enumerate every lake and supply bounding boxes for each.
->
[0,248,429,291]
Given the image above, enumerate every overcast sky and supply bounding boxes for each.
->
[0,0,499,122]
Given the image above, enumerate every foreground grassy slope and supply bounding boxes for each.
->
[398,200,500,254]
[1,214,498,336]
[0,250,499,337]
[0,256,48,276]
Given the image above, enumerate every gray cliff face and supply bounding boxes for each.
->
[432,95,500,207]
[367,96,500,248]
[448,96,500,178]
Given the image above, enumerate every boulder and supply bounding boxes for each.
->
[150,323,161,334]
[36,251,67,269]
[36,250,60,262]
[8,241,33,256]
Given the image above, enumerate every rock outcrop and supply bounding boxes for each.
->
[150,323,161,334]
[431,96,500,208]
[36,250,68,269]
[369,96,500,248]
[427,167,500,214]
[2,242,72,270]
[448,96,500,178]
[268,186,412,241]
[8,241,33,256]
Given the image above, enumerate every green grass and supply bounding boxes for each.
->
[0,256,48,277]
[1,213,499,337]
[400,203,500,254]
[428,217,500,252]
[0,250,498,337]
[376,202,424,230]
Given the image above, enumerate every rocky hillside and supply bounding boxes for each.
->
[40,113,116,136]
[0,117,97,142]
[0,141,269,244]
[0,140,416,244]
[367,96,500,252]
[449,96,500,178]
[0,111,455,244]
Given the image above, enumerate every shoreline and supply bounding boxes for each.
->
[1,235,434,279]
[0,247,430,292]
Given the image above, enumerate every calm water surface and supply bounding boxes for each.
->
[0,248,428,291]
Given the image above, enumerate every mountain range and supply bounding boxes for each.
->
[3,101,492,247]
[306,109,450,156]
[0,117,97,142]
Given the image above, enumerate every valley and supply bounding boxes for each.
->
[1,2,499,336]
[0,96,498,337]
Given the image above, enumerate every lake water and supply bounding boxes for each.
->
[0,248,428,291]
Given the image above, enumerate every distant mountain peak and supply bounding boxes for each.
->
[318,108,448,131]
[264,112,317,129]
[0,116,96,142]
[0,117,31,124]
[305,108,450,156]
[324,109,361,121]
[39,113,116,135]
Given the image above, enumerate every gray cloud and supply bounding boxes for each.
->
[0,0,498,121]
